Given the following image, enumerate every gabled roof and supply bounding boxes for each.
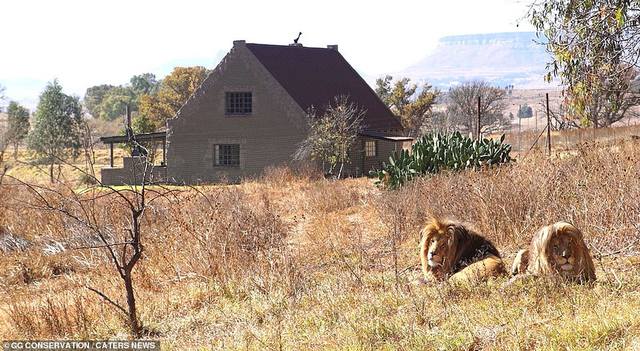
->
[245,43,403,132]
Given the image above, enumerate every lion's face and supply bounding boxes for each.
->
[548,233,579,274]
[426,234,450,268]
[420,219,456,279]
[525,222,597,283]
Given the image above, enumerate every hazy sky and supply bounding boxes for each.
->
[0,0,534,109]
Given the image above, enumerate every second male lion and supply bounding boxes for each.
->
[419,217,506,285]
[511,221,596,283]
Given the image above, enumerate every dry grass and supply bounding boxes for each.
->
[1,146,127,185]
[0,138,639,350]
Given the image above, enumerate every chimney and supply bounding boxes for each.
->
[327,44,338,51]
[233,40,246,46]
[289,43,303,47]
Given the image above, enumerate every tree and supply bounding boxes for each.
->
[84,73,158,121]
[84,84,115,118]
[517,104,533,118]
[138,66,208,130]
[4,133,174,336]
[375,75,439,137]
[28,80,83,183]
[529,0,640,127]
[131,114,155,134]
[130,73,159,96]
[505,84,515,95]
[295,96,365,178]
[446,81,509,135]
[6,101,30,159]
[95,86,137,121]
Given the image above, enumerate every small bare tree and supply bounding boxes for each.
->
[294,96,365,178]
[446,81,510,134]
[2,131,176,337]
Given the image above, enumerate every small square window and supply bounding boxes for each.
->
[365,140,377,157]
[214,144,240,166]
[225,92,252,115]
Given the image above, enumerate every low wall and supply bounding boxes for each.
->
[101,157,167,185]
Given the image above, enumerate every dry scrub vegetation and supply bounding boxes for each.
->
[1,139,639,350]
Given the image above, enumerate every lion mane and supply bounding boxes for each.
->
[419,217,506,285]
[511,222,596,283]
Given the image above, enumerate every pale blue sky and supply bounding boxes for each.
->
[0,0,534,110]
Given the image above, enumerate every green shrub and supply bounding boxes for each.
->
[371,132,512,188]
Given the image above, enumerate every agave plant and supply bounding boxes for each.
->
[371,132,512,188]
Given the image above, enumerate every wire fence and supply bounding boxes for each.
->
[500,120,640,153]
[476,91,640,154]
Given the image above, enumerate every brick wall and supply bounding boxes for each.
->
[341,137,408,177]
[165,41,308,184]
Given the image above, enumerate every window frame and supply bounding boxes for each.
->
[225,92,252,115]
[365,140,377,157]
[213,144,240,167]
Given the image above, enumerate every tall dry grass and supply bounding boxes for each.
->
[0,139,639,349]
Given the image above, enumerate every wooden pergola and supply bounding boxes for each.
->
[100,131,167,168]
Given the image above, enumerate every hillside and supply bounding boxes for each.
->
[399,32,557,90]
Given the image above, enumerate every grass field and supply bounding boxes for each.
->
[0,135,639,350]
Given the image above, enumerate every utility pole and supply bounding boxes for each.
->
[477,96,481,140]
[546,93,551,156]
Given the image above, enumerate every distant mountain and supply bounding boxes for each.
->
[398,32,558,89]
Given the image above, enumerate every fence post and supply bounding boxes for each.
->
[518,116,522,151]
[477,96,481,140]
[546,93,551,156]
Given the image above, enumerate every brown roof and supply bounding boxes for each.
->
[246,43,403,132]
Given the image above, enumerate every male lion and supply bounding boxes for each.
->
[419,217,506,285]
[511,222,596,283]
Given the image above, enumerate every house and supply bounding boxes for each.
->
[100,40,412,185]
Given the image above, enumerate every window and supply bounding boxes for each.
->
[214,144,240,166]
[225,92,252,115]
[365,140,377,157]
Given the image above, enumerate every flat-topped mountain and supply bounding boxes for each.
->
[399,32,556,89]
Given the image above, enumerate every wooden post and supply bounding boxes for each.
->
[110,143,114,168]
[162,138,166,166]
[477,96,481,140]
[125,105,132,131]
[518,116,522,151]
[546,93,551,156]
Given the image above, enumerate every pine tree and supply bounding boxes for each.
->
[6,101,30,159]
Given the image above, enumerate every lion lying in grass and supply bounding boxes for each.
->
[419,218,506,285]
[511,222,596,283]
